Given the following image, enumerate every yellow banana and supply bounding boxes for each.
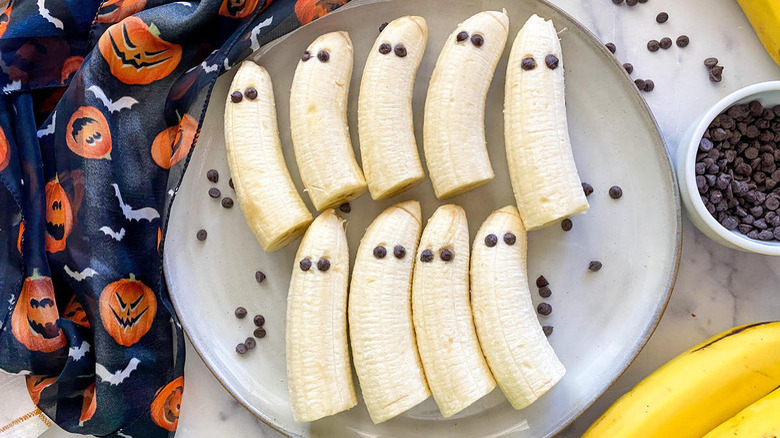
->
[737,0,780,67]
[584,322,780,438]
[703,387,780,438]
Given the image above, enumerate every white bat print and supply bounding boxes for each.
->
[88,85,139,113]
[112,184,160,222]
[37,112,56,138]
[96,358,140,386]
[37,0,64,30]
[116,432,133,438]
[64,265,98,282]
[249,16,274,51]
[69,341,90,361]
[3,80,20,93]
[99,226,126,241]
[201,60,219,73]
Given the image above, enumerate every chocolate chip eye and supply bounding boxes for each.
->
[373,246,387,258]
[244,87,258,100]
[378,22,388,33]
[230,91,243,103]
[301,51,312,62]
[393,245,406,259]
[420,249,433,262]
[484,234,497,247]
[503,233,516,245]
[317,50,330,62]
[471,34,484,47]
[545,54,559,70]
[394,44,407,57]
[317,258,331,271]
[521,57,536,70]
[456,31,469,42]
[440,249,453,261]
[299,258,312,271]
[378,43,392,54]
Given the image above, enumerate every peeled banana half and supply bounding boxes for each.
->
[358,16,428,201]
[286,209,356,422]
[348,201,430,424]
[423,11,509,199]
[224,61,312,252]
[412,204,496,418]
[504,15,588,230]
[584,321,780,438]
[471,206,565,410]
[702,386,780,438]
[290,31,367,211]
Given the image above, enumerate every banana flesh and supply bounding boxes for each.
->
[224,61,313,252]
[471,206,565,410]
[358,17,428,200]
[348,201,430,424]
[584,322,780,438]
[504,15,588,230]
[286,209,356,422]
[703,387,780,438]
[412,204,496,417]
[290,31,367,211]
[423,11,509,199]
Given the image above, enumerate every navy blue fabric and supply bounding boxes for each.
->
[0,0,349,435]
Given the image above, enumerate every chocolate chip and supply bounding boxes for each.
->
[196,229,207,241]
[394,44,407,57]
[747,230,760,239]
[659,37,672,49]
[420,249,433,262]
[626,0,638,5]
[582,182,594,196]
[378,22,388,32]
[759,229,775,240]
[609,186,623,199]
[542,326,554,337]
[623,63,633,74]
[317,50,330,62]
[721,216,738,230]
[521,57,537,70]
[230,91,243,103]
[236,343,248,354]
[339,202,351,213]
[634,78,646,89]
[471,34,484,47]
[221,197,234,208]
[301,51,312,62]
[612,0,623,3]
[656,12,669,23]
[695,163,706,175]
[536,275,549,288]
[300,258,312,271]
[647,40,660,52]
[537,302,552,316]
[254,314,265,327]
[245,337,256,350]
[676,35,690,48]
[503,233,516,245]
[244,87,258,100]
[704,57,719,68]
[561,218,573,231]
[606,42,617,54]
[255,271,266,283]
[539,286,552,298]
[235,307,247,319]
[738,224,753,234]
[755,218,768,230]
[709,65,723,82]
[545,54,559,69]
[378,43,392,54]
[644,80,655,92]
[440,248,453,261]
[699,138,714,152]
[317,258,330,271]
[207,169,219,183]
[484,234,498,247]
[393,245,406,259]
[229,178,234,189]
[588,260,603,272]
[766,195,780,210]
[253,327,266,338]
[209,187,221,199]
[373,245,387,258]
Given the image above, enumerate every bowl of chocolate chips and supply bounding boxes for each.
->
[677,81,780,255]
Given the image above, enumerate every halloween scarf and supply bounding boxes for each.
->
[0,0,349,435]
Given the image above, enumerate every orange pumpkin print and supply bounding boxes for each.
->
[0,6,11,39]
[66,106,112,159]
[45,177,73,253]
[294,0,348,25]
[219,0,260,18]
[97,0,147,23]
[17,220,23,253]
[26,375,57,404]
[61,56,84,84]
[150,114,198,169]
[99,274,157,346]
[0,125,9,172]
[150,377,184,431]
[12,270,66,352]
[79,383,97,426]
[98,17,182,85]
[63,295,90,328]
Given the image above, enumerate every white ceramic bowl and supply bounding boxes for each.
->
[676,81,780,255]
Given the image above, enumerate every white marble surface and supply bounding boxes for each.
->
[41,0,780,437]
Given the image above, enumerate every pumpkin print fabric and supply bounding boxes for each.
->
[0,0,351,436]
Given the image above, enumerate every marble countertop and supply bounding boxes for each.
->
[42,0,780,436]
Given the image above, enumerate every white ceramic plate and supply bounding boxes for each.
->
[164,0,681,436]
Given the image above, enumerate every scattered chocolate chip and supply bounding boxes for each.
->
[317,258,330,271]
[676,35,689,48]
[301,51,312,62]
[709,65,723,82]
[543,326,554,337]
[255,271,266,283]
[456,31,469,42]
[582,182,594,196]
[378,43,392,54]
[545,54,559,69]
[244,87,258,100]
[229,178,234,189]
[539,286,552,298]
[235,307,247,319]
[623,63,633,74]
[236,343,248,354]
[659,37,672,49]
[588,260,603,272]
[537,276,549,288]
[484,234,498,247]
[230,91,243,103]
[626,0,638,5]
[300,258,312,271]
[420,249,433,262]
[612,0,623,4]
[503,233,516,245]
[339,202,351,213]
[209,187,221,199]
[207,169,219,183]
[394,44,407,57]
[378,22,388,32]
[373,245,387,259]
[704,57,719,68]
[644,79,655,92]
[471,34,484,47]
[221,197,234,208]
[245,337,256,350]
[605,42,617,54]
[609,186,623,199]
[254,327,266,338]
[647,40,660,52]
[537,302,552,316]
[393,245,406,259]
[656,12,669,23]
[254,314,265,327]
[561,218,573,231]
[440,248,453,261]
[317,50,330,62]
[196,229,207,241]
[634,78,646,89]
[521,57,537,70]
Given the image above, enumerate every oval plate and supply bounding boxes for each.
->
[164,0,681,436]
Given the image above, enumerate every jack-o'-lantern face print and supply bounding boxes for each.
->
[98,17,182,85]
[12,270,66,352]
[61,56,84,84]
[0,125,9,172]
[99,274,157,346]
[97,0,147,23]
[0,6,11,39]
[218,0,260,18]
[66,106,112,159]
[44,178,73,253]
[150,377,184,431]
[63,295,90,328]
[26,375,57,404]
[294,0,348,25]
[150,114,198,169]
[79,384,97,426]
